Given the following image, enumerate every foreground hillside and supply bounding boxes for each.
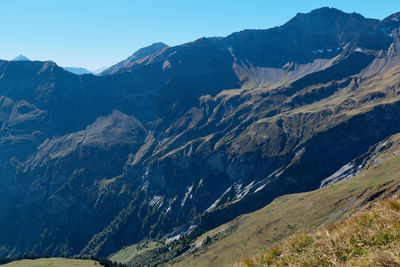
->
[3,258,102,267]
[241,191,400,266]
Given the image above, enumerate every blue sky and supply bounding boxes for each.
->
[1,0,400,70]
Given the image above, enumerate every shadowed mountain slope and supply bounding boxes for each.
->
[158,133,400,267]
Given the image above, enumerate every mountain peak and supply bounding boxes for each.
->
[304,7,352,17]
[381,11,400,25]
[12,55,30,61]
[287,7,364,26]
[100,42,168,75]
[130,42,168,59]
[310,6,345,14]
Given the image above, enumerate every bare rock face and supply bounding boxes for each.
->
[2,7,400,260]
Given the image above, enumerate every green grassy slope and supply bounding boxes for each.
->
[3,258,102,267]
[169,135,400,267]
[109,241,162,265]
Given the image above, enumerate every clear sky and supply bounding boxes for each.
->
[1,0,400,70]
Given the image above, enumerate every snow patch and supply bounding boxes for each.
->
[205,186,232,212]
[166,234,181,244]
[181,185,193,207]
[312,49,324,54]
[254,184,266,193]
[330,163,353,178]
[141,181,149,191]
[235,181,255,201]
[311,48,338,54]
[165,206,171,214]
[320,162,355,188]
[162,60,171,70]
[149,195,163,208]
[379,140,389,148]
[194,240,203,249]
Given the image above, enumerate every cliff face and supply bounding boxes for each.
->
[1,7,400,259]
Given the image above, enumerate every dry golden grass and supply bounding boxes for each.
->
[240,194,400,267]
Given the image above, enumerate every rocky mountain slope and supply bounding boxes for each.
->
[162,133,400,266]
[1,7,400,265]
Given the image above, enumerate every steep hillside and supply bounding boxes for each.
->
[242,195,400,266]
[110,133,400,266]
[2,7,400,263]
[239,182,400,266]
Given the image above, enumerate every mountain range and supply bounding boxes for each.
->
[63,67,92,75]
[1,6,400,266]
[8,55,105,75]
[64,66,108,75]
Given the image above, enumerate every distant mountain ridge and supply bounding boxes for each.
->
[1,7,400,266]
[63,67,92,75]
[9,57,106,76]
[12,55,30,61]
[63,66,109,75]
[91,66,108,74]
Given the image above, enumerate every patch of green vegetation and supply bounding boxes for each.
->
[109,241,162,264]
[1,256,124,267]
[3,258,101,267]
